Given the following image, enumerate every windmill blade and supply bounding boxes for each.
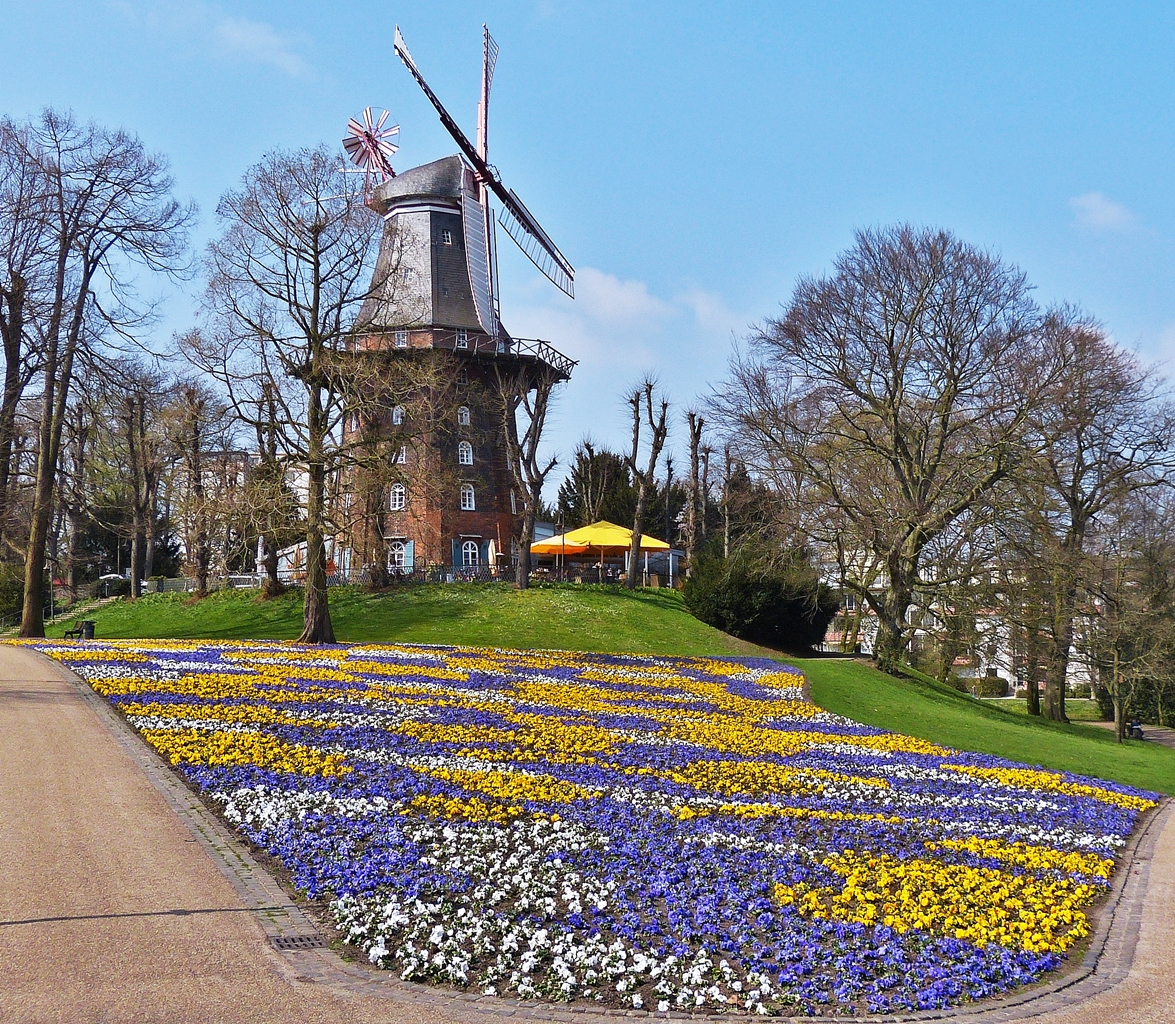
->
[484,26,499,88]
[394,27,485,172]
[461,189,496,335]
[394,26,575,299]
[496,189,574,298]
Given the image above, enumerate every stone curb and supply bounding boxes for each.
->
[36,647,1170,1021]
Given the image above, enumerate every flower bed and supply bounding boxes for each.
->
[18,639,1159,1015]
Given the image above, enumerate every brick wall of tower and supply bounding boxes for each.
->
[341,342,525,571]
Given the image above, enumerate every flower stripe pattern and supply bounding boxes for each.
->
[15,638,1159,1016]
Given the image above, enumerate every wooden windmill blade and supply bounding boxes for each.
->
[393,25,575,300]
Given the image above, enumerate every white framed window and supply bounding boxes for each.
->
[394,330,408,348]
[397,445,408,464]
[388,540,407,567]
[462,539,480,566]
[456,366,469,385]
[457,440,473,465]
[456,328,468,350]
[510,489,517,515]
[460,483,476,511]
[391,405,404,425]
[457,405,470,426]
[389,483,407,511]
[402,267,413,281]
[441,228,453,245]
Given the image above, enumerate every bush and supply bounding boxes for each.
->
[973,673,1008,698]
[0,563,22,618]
[683,547,840,652]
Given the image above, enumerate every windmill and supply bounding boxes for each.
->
[393,24,575,343]
[342,107,399,198]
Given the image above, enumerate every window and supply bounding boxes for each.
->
[510,490,517,515]
[394,330,408,348]
[441,228,453,245]
[462,539,480,567]
[460,483,476,511]
[397,445,408,464]
[391,405,404,425]
[388,540,407,567]
[456,328,468,350]
[457,405,470,426]
[456,366,469,385]
[389,483,407,511]
[402,267,413,281]
[457,440,473,465]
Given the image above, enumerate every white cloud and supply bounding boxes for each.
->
[574,267,674,326]
[214,15,309,77]
[112,1,309,78]
[1070,191,1136,231]
[676,286,745,337]
[502,267,750,479]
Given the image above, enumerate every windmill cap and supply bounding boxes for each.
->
[369,154,474,214]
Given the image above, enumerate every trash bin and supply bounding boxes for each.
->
[81,620,95,640]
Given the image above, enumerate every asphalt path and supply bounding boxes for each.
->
[0,642,1172,1023]
[0,644,462,1024]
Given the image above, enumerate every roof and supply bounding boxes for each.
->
[369,155,471,214]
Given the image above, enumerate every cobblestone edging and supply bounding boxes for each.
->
[44,650,1170,1022]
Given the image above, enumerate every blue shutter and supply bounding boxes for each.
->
[480,541,491,565]
[404,540,414,570]
[451,539,460,566]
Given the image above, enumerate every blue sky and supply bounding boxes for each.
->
[5,2,1175,479]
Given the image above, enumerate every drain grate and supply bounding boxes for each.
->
[271,933,327,951]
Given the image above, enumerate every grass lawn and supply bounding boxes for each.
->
[986,696,1105,722]
[47,584,768,658]
[46,583,1175,795]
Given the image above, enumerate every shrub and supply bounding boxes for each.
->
[973,673,1008,698]
[0,563,22,618]
[683,547,840,651]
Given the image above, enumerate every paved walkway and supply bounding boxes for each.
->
[1,644,1172,1023]
[0,645,463,1024]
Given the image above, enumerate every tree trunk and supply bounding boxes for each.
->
[144,485,157,581]
[0,273,27,547]
[1112,648,1124,744]
[21,322,78,636]
[874,579,912,676]
[1045,581,1074,723]
[625,483,650,589]
[298,387,335,644]
[1024,626,1042,716]
[261,536,284,598]
[130,521,145,600]
[517,509,535,590]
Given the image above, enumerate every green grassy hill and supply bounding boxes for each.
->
[47,584,1175,794]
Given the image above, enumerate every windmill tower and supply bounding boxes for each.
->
[344,26,576,576]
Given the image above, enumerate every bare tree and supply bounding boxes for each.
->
[0,120,49,549]
[498,363,562,590]
[1025,316,1175,721]
[718,226,1048,673]
[194,146,384,643]
[683,411,705,575]
[9,111,192,637]
[106,360,170,598]
[166,379,229,598]
[624,379,669,589]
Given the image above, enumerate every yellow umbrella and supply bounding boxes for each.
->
[530,520,669,556]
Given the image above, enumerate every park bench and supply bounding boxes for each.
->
[63,619,94,640]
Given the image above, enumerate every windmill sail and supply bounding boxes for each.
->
[394,26,575,300]
[497,191,574,298]
[461,188,496,336]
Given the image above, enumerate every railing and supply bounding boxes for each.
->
[443,331,577,379]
